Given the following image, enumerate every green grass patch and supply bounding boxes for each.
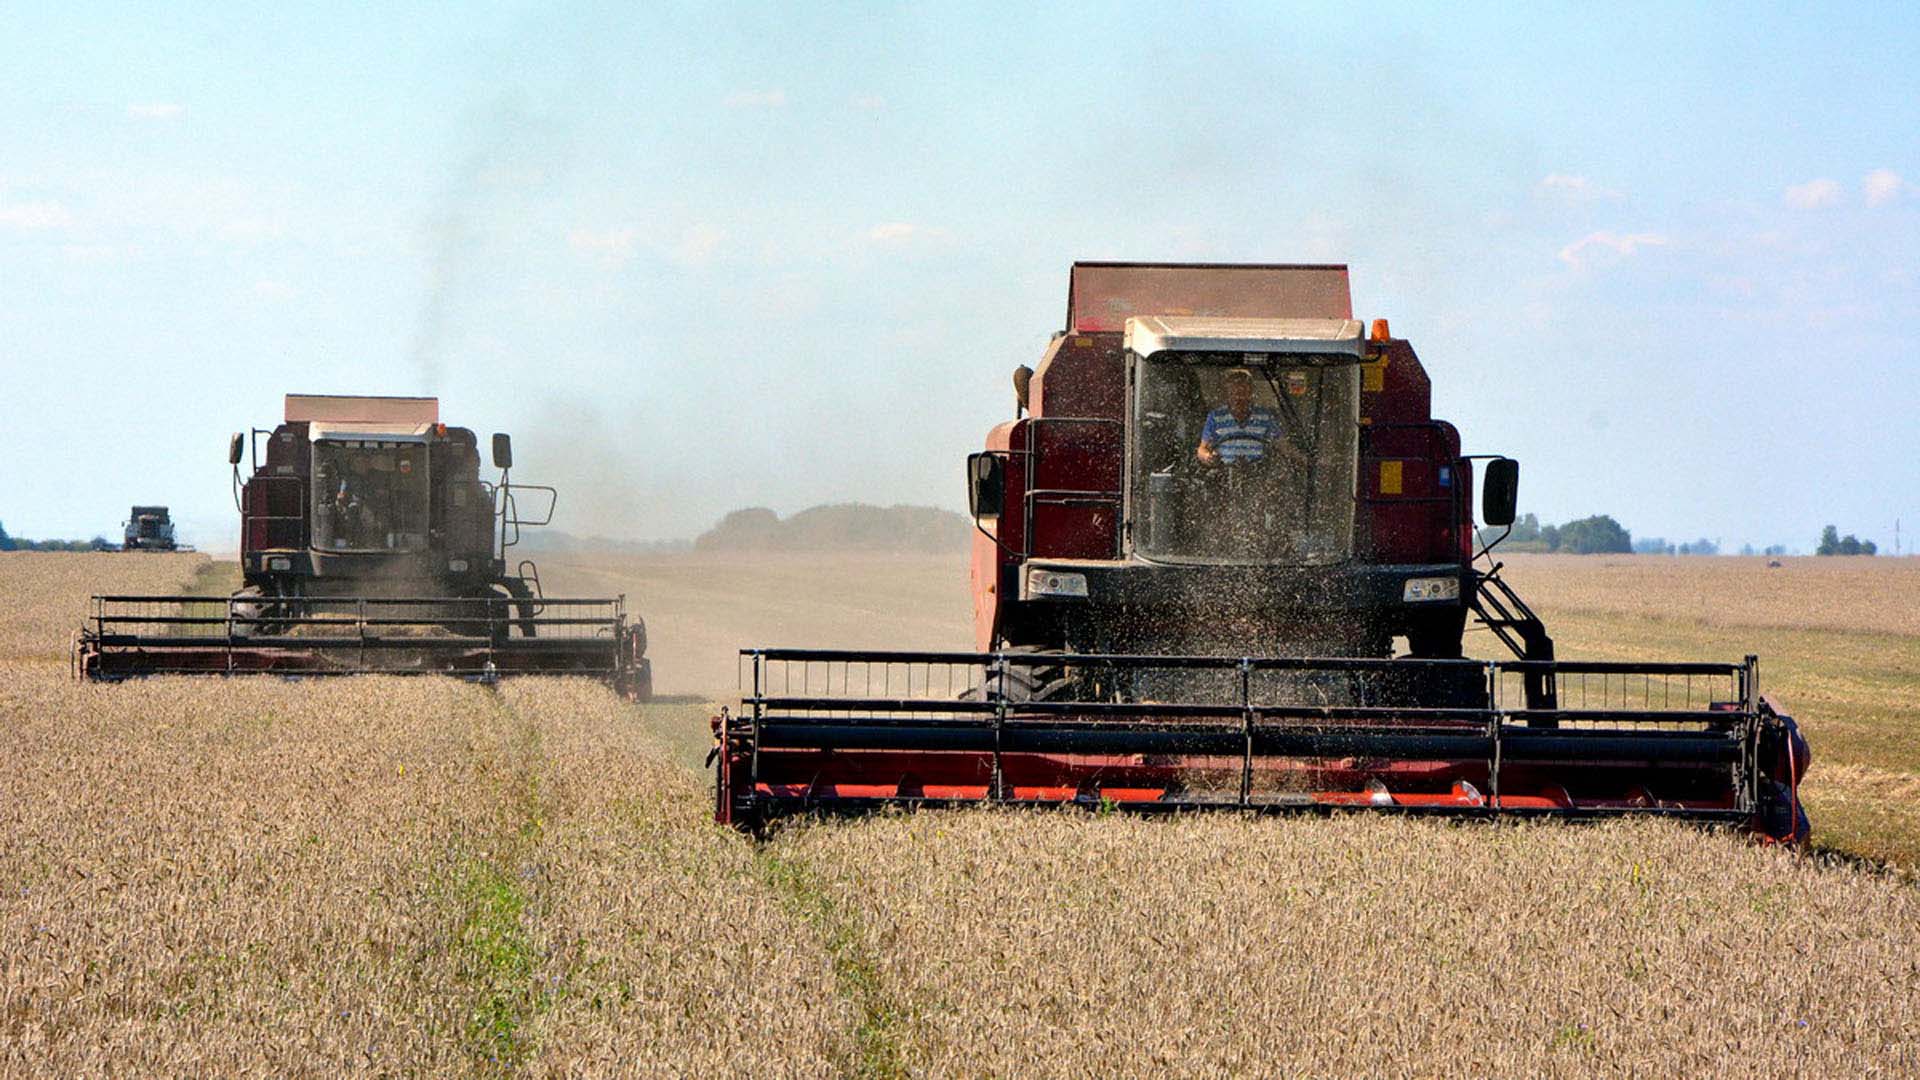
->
[180,559,243,598]
[451,852,541,1070]
[758,850,910,1080]
[442,699,552,1076]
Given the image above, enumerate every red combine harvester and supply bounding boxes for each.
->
[716,263,1810,838]
[75,394,651,699]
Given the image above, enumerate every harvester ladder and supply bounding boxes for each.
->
[1470,563,1557,711]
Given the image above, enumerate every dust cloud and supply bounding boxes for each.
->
[409,93,574,393]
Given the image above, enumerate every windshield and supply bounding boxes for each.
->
[311,439,430,552]
[1131,353,1359,565]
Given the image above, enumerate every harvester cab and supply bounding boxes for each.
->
[716,262,1810,842]
[77,394,651,699]
[1125,316,1367,567]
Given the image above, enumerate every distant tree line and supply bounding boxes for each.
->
[1491,513,1634,555]
[1634,537,1722,556]
[695,504,971,553]
[1816,525,1877,556]
[0,520,114,552]
[1485,514,1822,557]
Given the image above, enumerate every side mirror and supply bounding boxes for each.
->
[228,432,245,465]
[967,452,1005,518]
[491,433,513,470]
[1012,366,1033,412]
[1482,458,1518,527]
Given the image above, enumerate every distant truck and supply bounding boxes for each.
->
[122,506,183,551]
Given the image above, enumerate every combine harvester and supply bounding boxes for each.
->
[76,395,651,699]
[121,505,191,552]
[716,263,1809,839]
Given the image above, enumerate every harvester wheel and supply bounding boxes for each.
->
[968,644,1072,703]
[1405,608,1468,660]
[231,586,294,637]
[452,588,504,643]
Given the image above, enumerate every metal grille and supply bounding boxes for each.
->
[79,594,631,680]
[725,648,1764,820]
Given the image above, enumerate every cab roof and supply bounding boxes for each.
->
[1124,315,1366,358]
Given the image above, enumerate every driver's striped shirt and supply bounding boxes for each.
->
[1202,406,1281,463]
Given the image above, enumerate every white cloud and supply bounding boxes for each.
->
[569,223,727,268]
[669,223,724,266]
[0,199,72,230]
[864,222,952,247]
[1864,168,1910,207]
[1557,230,1667,268]
[865,222,952,245]
[477,164,548,191]
[127,102,184,120]
[218,215,286,243]
[1538,173,1622,201]
[60,243,130,265]
[724,89,787,109]
[567,226,641,265]
[1783,178,1842,209]
[867,222,919,242]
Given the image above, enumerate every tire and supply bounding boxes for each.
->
[231,585,297,637]
[450,588,508,643]
[966,644,1072,703]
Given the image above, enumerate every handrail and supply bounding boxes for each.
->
[1018,416,1125,558]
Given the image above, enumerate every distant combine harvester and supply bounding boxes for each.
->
[121,506,190,552]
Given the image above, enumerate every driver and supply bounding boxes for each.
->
[331,473,365,547]
[1196,369,1306,468]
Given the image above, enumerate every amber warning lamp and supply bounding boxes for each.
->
[1370,318,1392,342]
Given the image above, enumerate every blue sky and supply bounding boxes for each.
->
[3,3,1916,552]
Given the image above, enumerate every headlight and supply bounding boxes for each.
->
[266,556,292,571]
[1402,576,1460,602]
[1026,569,1089,599]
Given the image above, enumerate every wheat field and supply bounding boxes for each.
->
[3,550,1917,1076]
[780,811,1920,1077]
[0,554,842,1077]
[0,551,208,663]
